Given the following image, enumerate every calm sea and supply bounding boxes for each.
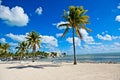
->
[39,53,120,63]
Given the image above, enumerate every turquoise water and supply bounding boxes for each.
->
[39,53,120,63]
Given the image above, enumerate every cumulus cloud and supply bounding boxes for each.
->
[9,42,18,46]
[53,21,69,30]
[40,35,59,52]
[56,33,63,37]
[35,7,43,15]
[97,34,120,41]
[117,5,120,9]
[88,42,102,45]
[80,28,94,44]
[101,31,108,35]
[113,42,120,47]
[115,15,120,22]
[97,34,112,41]
[0,3,29,26]
[0,38,6,43]
[41,35,58,47]
[40,35,59,53]
[5,33,58,48]
[66,37,81,46]
[67,43,120,54]
[112,36,120,39]
[6,33,27,42]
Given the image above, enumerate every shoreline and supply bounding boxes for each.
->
[0,60,120,64]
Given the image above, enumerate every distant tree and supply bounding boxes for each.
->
[62,52,67,57]
[44,52,49,58]
[2,43,10,59]
[58,6,91,65]
[51,52,57,58]
[0,43,3,54]
[16,41,28,61]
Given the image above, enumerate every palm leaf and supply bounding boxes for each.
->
[37,43,40,48]
[58,23,70,27]
[61,27,70,37]
[76,29,82,39]
[81,25,92,32]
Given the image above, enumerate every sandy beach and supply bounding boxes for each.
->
[0,61,120,80]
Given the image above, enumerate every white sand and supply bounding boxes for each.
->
[0,61,120,80]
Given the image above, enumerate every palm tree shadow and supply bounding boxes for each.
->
[7,64,60,69]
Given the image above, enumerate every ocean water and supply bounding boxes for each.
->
[39,53,120,63]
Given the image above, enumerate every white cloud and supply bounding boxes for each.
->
[0,38,6,43]
[117,5,120,9]
[5,33,58,48]
[35,7,43,15]
[0,4,29,26]
[80,28,94,44]
[113,42,120,47]
[97,33,120,41]
[41,44,60,52]
[9,42,18,46]
[101,31,108,34]
[6,33,26,42]
[88,42,102,45]
[53,21,69,30]
[97,34,112,41]
[40,35,59,52]
[41,35,58,47]
[67,43,120,54]
[101,32,105,35]
[56,33,63,37]
[112,36,120,39]
[83,36,94,44]
[115,15,120,22]
[31,34,60,52]
[66,37,81,46]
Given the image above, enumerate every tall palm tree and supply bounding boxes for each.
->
[59,6,91,65]
[26,31,41,62]
[16,41,28,61]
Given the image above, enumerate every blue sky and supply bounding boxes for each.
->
[0,0,120,54]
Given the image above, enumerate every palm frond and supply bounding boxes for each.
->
[37,43,40,48]
[76,29,82,39]
[81,25,92,32]
[61,27,70,37]
[58,23,70,27]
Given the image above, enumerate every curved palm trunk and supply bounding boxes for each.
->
[32,44,36,62]
[72,28,77,65]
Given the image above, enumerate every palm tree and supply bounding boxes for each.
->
[2,43,10,59]
[16,41,28,61]
[26,31,41,62]
[0,43,2,54]
[59,6,91,65]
